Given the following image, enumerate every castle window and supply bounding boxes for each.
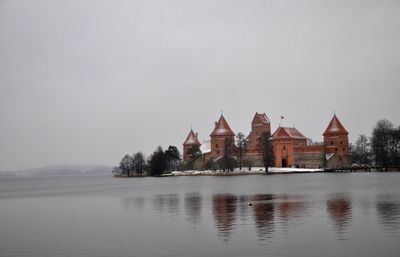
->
[331,142,334,145]
[216,150,220,155]
[283,145,286,150]
[335,148,337,151]
[216,144,218,148]
[343,148,345,151]
[340,141,343,145]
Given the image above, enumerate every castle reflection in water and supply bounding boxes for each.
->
[121,192,400,241]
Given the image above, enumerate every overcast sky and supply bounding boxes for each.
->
[0,0,399,170]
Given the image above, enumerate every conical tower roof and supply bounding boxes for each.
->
[210,115,235,137]
[323,114,348,135]
[183,129,201,145]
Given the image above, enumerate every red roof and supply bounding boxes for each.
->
[252,112,270,125]
[210,115,235,137]
[183,129,201,145]
[271,127,307,140]
[323,114,348,135]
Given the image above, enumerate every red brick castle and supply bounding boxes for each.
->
[183,113,351,169]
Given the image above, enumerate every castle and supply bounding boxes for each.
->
[183,113,351,169]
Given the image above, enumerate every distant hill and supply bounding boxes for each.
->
[0,164,113,178]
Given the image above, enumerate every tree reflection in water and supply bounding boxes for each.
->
[376,195,400,232]
[153,194,180,215]
[212,194,310,241]
[274,194,308,231]
[184,192,202,225]
[248,194,275,240]
[326,194,352,235]
[212,194,238,240]
[121,196,145,211]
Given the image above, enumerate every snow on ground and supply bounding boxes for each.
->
[171,167,323,176]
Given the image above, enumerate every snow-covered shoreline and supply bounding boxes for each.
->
[171,167,323,176]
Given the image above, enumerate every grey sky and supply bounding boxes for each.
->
[1,0,399,170]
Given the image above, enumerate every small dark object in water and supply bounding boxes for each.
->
[248,202,252,206]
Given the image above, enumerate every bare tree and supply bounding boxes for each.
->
[351,135,372,165]
[111,166,122,176]
[222,137,236,172]
[257,131,273,172]
[120,154,134,176]
[133,152,146,176]
[242,157,253,171]
[389,126,400,165]
[372,119,394,166]
[186,144,202,171]
[236,132,245,171]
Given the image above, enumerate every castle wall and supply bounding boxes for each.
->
[294,152,324,168]
[242,155,264,167]
[293,144,325,168]
[326,153,352,169]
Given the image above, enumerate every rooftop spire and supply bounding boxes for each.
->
[210,114,235,137]
[183,129,201,145]
[323,114,348,135]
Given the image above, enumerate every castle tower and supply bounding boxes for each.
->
[323,114,349,154]
[209,115,235,159]
[270,127,307,167]
[323,114,351,167]
[245,112,271,155]
[182,129,201,161]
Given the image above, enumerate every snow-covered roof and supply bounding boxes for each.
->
[210,115,235,136]
[323,114,348,135]
[326,153,334,160]
[183,129,201,145]
[271,127,307,140]
[200,140,211,154]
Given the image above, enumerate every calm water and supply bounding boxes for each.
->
[1,173,400,257]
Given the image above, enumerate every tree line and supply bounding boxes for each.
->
[112,145,181,177]
[351,119,400,167]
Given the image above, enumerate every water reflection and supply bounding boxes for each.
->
[249,195,275,240]
[238,195,251,220]
[275,195,307,219]
[212,194,309,241]
[121,192,363,241]
[121,196,145,211]
[185,192,202,225]
[153,194,180,214]
[376,195,400,231]
[275,194,308,233]
[212,194,238,240]
[326,194,352,234]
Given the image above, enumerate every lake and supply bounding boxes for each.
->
[1,172,400,257]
